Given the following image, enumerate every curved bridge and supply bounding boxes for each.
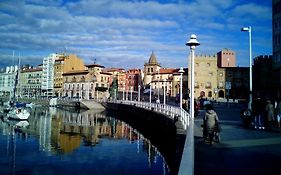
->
[105,99,194,175]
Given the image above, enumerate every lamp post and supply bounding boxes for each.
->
[149,83,152,105]
[186,34,200,119]
[163,79,166,105]
[123,82,125,100]
[179,67,184,109]
[130,86,133,101]
[241,26,252,111]
[138,84,141,101]
[157,68,160,102]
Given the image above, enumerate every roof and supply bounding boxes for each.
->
[21,68,43,73]
[152,68,177,75]
[145,51,160,66]
[100,72,112,75]
[85,64,105,68]
[103,68,125,73]
[62,70,89,76]
[148,51,158,64]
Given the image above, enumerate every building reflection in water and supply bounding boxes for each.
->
[0,107,170,174]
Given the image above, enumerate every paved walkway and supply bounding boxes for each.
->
[194,105,281,175]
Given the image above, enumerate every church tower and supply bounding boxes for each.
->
[143,51,161,86]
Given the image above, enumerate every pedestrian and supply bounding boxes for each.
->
[203,104,219,145]
[252,97,265,129]
[275,101,281,128]
[265,100,274,130]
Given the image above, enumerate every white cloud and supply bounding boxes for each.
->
[0,0,272,69]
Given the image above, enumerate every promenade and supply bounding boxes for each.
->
[194,103,281,175]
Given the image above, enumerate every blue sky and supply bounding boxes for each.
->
[0,0,272,69]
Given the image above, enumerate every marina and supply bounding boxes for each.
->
[0,106,181,175]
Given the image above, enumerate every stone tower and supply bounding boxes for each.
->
[143,51,161,86]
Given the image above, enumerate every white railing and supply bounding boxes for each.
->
[106,99,191,131]
[106,99,194,175]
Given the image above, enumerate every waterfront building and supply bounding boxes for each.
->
[225,67,249,100]
[42,53,58,97]
[193,54,218,99]
[63,70,90,99]
[143,51,161,86]
[150,68,177,97]
[217,48,236,67]
[126,69,142,92]
[20,67,43,99]
[273,0,281,98]
[143,52,187,98]
[0,66,19,99]
[171,68,188,98]
[53,55,66,97]
[86,64,111,100]
[253,55,274,98]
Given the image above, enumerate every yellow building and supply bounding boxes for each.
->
[54,55,66,97]
[192,54,219,99]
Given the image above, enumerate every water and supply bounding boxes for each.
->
[0,107,179,175]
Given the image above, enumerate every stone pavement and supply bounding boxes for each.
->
[194,104,281,175]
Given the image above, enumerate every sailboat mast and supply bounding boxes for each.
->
[10,51,15,101]
[17,53,21,101]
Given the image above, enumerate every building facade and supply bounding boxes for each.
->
[42,53,57,97]
[0,66,18,99]
[273,0,281,98]
[20,67,43,99]
[143,51,161,86]
[193,54,219,99]
[253,55,274,98]
[217,48,236,67]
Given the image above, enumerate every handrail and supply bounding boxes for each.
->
[107,99,190,130]
[105,99,194,175]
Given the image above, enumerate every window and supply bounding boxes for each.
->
[208,91,212,97]
[205,82,211,89]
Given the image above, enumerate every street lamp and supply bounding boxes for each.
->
[241,26,252,111]
[138,84,141,101]
[179,67,184,109]
[163,79,167,105]
[157,68,160,102]
[149,83,152,105]
[123,82,125,100]
[130,86,133,101]
[186,34,200,120]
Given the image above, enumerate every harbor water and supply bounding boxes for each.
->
[0,107,182,175]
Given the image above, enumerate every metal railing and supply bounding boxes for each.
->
[107,99,190,130]
[106,99,194,175]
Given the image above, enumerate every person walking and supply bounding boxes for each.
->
[203,104,219,145]
[265,100,274,130]
[275,101,281,128]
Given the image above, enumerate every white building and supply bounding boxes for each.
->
[0,66,19,99]
[42,53,58,97]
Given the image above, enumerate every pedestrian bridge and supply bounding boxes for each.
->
[105,100,194,175]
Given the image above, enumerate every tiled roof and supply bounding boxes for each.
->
[62,70,89,76]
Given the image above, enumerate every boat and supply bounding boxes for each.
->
[7,107,30,120]
[4,53,30,120]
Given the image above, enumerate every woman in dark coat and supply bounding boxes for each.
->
[203,104,219,145]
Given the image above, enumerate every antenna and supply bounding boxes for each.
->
[12,50,15,66]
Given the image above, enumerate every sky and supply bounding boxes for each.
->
[0,0,272,69]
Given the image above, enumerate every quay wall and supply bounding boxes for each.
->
[104,102,185,175]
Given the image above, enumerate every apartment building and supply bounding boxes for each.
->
[20,67,43,98]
